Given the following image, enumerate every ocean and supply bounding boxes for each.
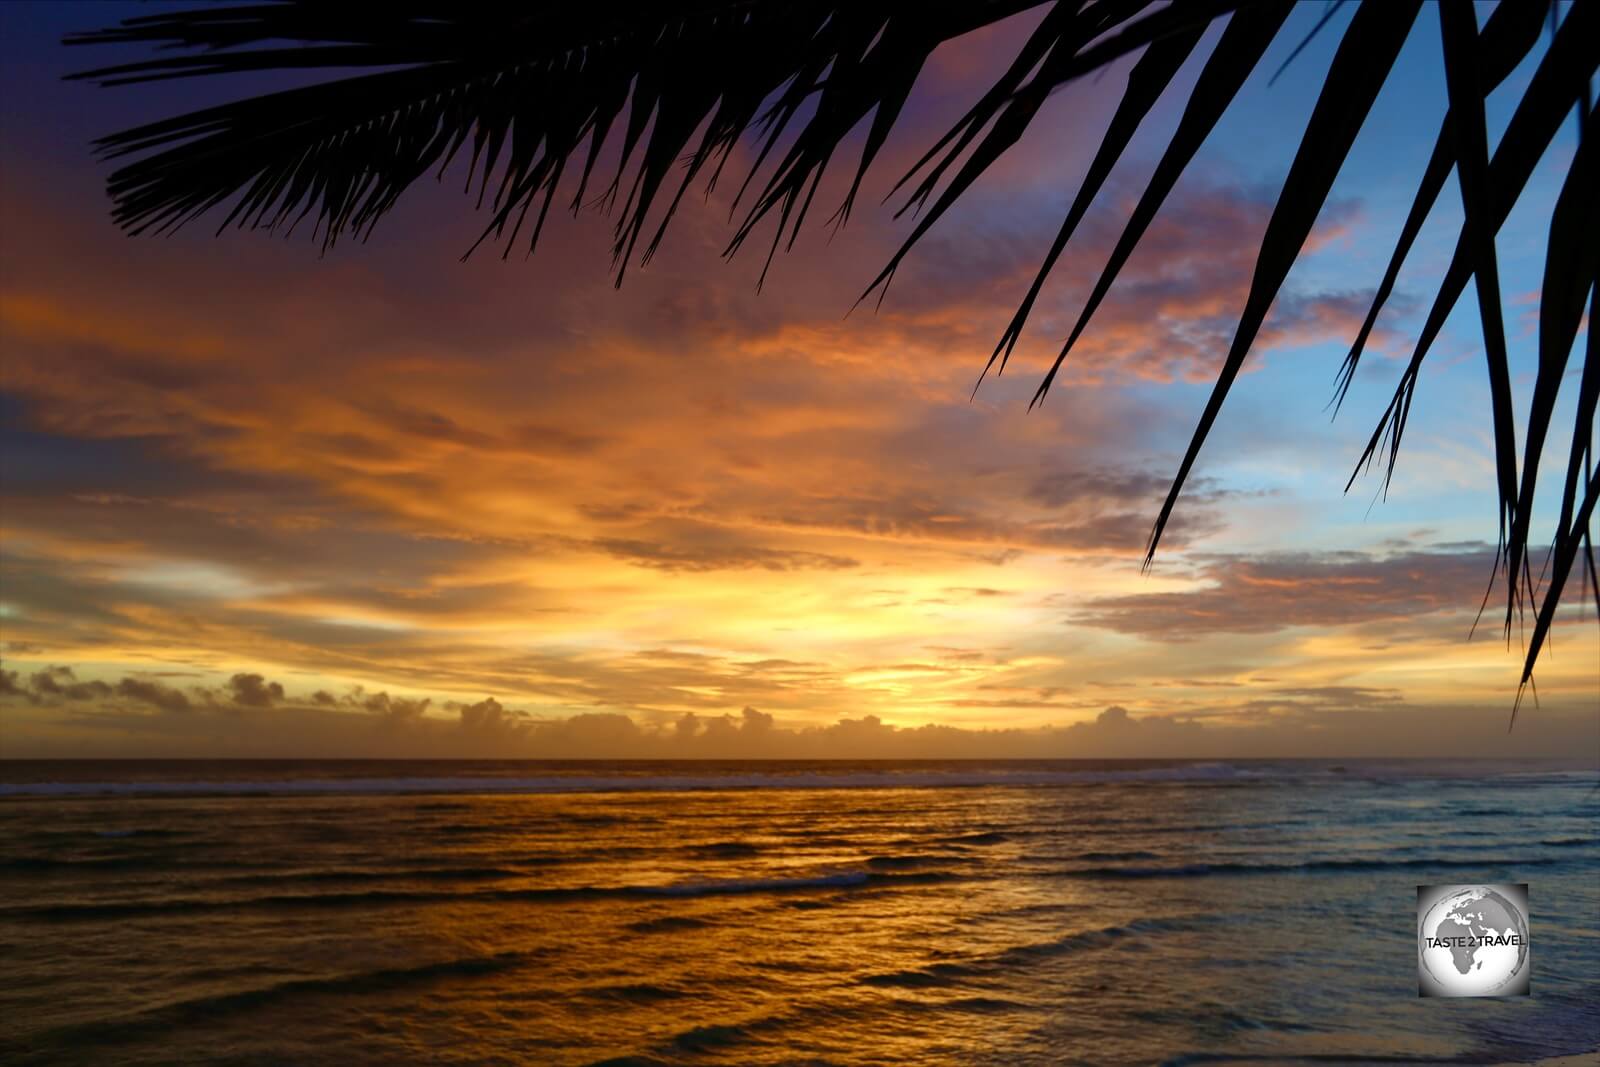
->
[0,759,1595,1065]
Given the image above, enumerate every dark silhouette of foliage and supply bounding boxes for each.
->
[65,1,1598,705]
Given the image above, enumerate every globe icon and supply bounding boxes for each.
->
[1418,886,1529,996]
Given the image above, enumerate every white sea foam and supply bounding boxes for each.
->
[2,758,1585,797]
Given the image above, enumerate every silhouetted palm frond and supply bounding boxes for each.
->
[66,1,1599,703]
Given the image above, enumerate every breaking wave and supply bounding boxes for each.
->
[0,760,1439,797]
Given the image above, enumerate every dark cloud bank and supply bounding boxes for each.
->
[3,666,1592,760]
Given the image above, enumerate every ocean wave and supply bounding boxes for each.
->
[13,827,187,843]
[1060,855,1563,879]
[779,896,844,911]
[6,759,1591,799]
[895,996,1031,1014]
[214,865,528,888]
[21,952,527,1049]
[991,916,1196,965]
[865,853,967,870]
[8,888,446,922]
[862,916,1197,988]
[584,982,690,1004]
[0,857,534,884]
[624,915,716,934]
[431,822,508,836]
[632,872,870,896]
[672,1024,750,1053]
[939,831,1011,846]
[6,866,954,922]
[0,854,200,874]
[862,967,959,989]
[1160,1053,1445,1065]
[687,840,762,858]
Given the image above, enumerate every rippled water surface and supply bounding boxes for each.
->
[1,759,1596,1065]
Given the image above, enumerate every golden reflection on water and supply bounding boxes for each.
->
[1,769,1597,1064]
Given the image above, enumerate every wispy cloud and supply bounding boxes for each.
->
[1076,546,1499,638]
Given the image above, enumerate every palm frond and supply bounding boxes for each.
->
[66,0,1600,701]
[1030,1,1295,406]
[978,14,1209,388]
[1438,1,1520,634]
[1330,0,1549,416]
[68,2,1047,268]
[1347,4,1595,493]
[1143,0,1422,568]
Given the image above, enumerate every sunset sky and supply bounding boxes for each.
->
[1,2,1595,758]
